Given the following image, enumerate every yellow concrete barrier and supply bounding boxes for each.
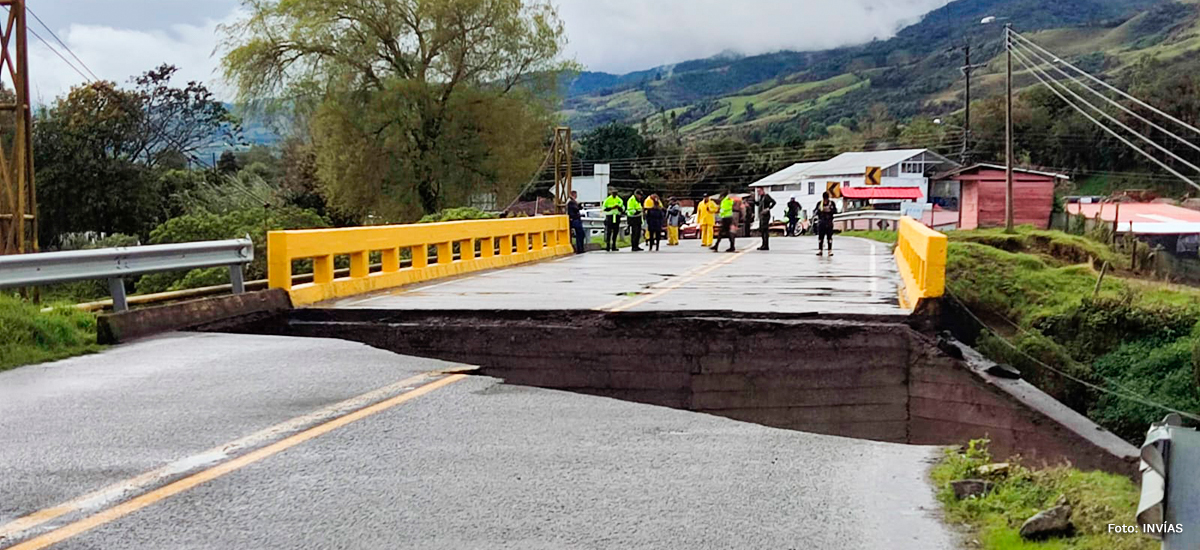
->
[894,216,948,310]
[269,216,574,306]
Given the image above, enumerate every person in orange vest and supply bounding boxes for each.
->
[698,195,718,247]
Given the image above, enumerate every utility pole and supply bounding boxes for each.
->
[552,127,572,214]
[0,0,35,255]
[1005,24,1015,234]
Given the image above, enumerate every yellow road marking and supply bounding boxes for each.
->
[0,371,443,541]
[606,249,751,313]
[6,374,466,550]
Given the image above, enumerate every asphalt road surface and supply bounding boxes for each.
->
[327,235,905,316]
[1,333,956,549]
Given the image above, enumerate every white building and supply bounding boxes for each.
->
[750,149,959,222]
[573,164,611,205]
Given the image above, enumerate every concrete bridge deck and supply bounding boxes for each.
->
[326,236,905,315]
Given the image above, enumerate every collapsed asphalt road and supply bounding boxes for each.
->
[0,333,956,549]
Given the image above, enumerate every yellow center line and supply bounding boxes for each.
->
[6,374,467,550]
[606,249,752,313]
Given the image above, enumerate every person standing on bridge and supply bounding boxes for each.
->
[815,191,839,257]
[644,194,665,252]
[786,196,801,237]
[567,190,586,254]
[626,189,645,252]
[603,188,625,252]
[756,187,777,252]
[711,191,737,253]
[666,198,684,246]
[698,195,718,248]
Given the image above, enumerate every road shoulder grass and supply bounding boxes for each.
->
[0,295,102,372]
[932,441,1154,550]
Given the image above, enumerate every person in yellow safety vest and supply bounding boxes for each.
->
[697,196,718,247]
[626,189,645,252]
[602,189,625,252]
[710,191,737,253]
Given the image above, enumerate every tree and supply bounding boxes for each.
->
[34,67,237,245]
[222,0,572,219]
[217,150,240,174]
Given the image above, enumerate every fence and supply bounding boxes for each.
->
[268,216,574,306]
[894,216,948,309]
[0,238,253,312]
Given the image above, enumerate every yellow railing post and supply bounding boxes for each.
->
[436,242,453,265]
[382,247,400,273]
[480,237,495,258]
[412,245,428,269]
[313,255,334,284]
[267,231,292,291]
[349,251,369,279]
[461,239,476,261]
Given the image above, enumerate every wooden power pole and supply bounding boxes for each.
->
[552,127,572,214]
[1004,24,1015,234]
[0,0,35,255]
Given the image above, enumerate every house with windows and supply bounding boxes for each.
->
[750,149,960,223]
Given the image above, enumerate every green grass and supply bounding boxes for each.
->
[843,230,898,244]
[932,441,1155,550]
[0,295,102,372]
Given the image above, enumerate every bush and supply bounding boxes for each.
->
[1091,338,1200,442]
[137,206,329,294]
[0,295,100,371]
[418,207,499,224]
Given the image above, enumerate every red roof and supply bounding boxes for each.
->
[841,187,924,200]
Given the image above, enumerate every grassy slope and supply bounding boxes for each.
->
[0,295,101,372]
[932,441,1154,550]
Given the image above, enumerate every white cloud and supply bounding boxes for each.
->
[26,0,955,101]
[29,14,236,104]
[555,0,953,74]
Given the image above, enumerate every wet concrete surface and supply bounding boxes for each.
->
[327,236,905,316]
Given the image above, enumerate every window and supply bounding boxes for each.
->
[901,161,923,174]
[808,182,815,194]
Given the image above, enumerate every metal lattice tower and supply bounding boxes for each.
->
[552,127,572,213]
[0,0,35,255]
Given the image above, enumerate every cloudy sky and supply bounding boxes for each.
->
[26,0,950,101]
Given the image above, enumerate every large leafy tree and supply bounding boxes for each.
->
[34,67,237,245]
[222,0,572,220]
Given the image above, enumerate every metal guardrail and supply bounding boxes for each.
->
[834,210,903,231]
[268,216,573,306]
[894,217,948,310]
[0,238,254,312]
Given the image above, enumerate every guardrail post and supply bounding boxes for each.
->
[436,242,453,265]
[531,231,545,252]
[268,232,291,291]
[498,236,512,256]
[313,255,335,284]
[461,239,476,261]
[109,278,128,312]
[480,237,495,258]
[350,251,369,279]
[229,265,246,294]
[412,245,428,269]
[382,248,400,273]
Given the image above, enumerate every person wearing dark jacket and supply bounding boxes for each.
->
[567,190,586,254]
[756,188,777,251]
[644,194,665,251]
[814,192,839,256]
[786,196,801,237]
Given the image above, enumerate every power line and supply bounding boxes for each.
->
[1009,37,1200,161]
[1009,29,1200,141]
[1010,47,1200,192]
[26,6,100,81]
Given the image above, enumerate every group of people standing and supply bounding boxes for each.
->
[599,189,686,252]
[566,187,841,256]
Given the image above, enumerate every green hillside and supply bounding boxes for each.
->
[561,0,1195,142]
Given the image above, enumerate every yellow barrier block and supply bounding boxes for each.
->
[894,216,948,310]
[268,216,575,306]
